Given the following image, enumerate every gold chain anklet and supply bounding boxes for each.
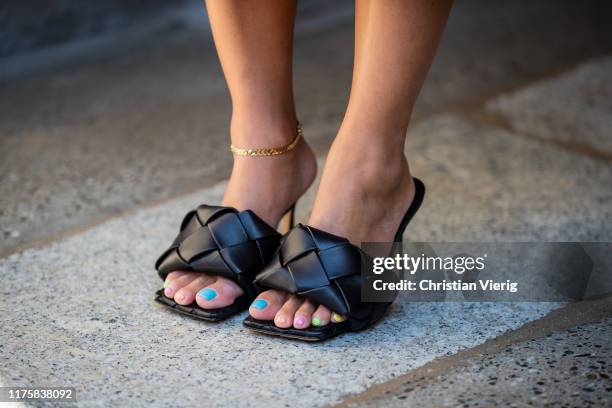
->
[230,122,302,157]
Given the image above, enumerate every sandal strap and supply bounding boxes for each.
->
[254,224,381,329]
[155,205,281,299]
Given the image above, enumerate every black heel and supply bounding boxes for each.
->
[395,178,426,242]
[278,203,296,235]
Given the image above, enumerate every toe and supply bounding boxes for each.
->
[249,290,287,321]
[331,311,347,324]
[311,304,332,327]
[293,299,316,329]
[174,274,215,305]
[195,277,244,309]
[274,295,303,328]
[164,271,188,284]
[164,272,199,298]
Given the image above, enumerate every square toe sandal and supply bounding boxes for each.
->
[243,178,425,341]
[154,203,295,322]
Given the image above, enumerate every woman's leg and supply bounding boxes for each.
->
[163,0,317,309]
[250,0,452,328]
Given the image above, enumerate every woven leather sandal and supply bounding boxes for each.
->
[154,121,303,322]
[154,204,294,321]
[243,178,425,341]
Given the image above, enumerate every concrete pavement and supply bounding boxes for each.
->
[1,0,612,407]
[339,297,612,408]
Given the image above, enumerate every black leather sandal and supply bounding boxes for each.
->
[154,204,294,321]
[154,121,303,322]
[243,178,425,341]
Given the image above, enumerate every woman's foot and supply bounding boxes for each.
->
[163,123,317,309]
[248,134,415,328]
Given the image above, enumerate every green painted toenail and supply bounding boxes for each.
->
[312,317,322,326]
[163,280,169,288]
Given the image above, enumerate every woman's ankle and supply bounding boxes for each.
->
[308,126,415,238]
[223,137,316,227]
[327,131,411,196]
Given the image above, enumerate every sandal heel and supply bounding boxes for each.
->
[394,178,426,243]
[278,203,296,234]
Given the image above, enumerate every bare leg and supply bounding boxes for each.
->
[164,0,317,310]
[250,0,452,328]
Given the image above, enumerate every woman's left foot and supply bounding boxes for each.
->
[162,128,317,310]
[249,136,415,328]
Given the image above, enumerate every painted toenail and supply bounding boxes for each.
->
[295,317,306,326]
[163,280,169,289]
[312,317,322,326]
[175,293,184,302]
[198,288,217,301]
[332,312,346,323]
[276,316,287,325]
[164,287,174,297]
[251,299,268,310]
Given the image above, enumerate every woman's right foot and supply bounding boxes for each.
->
[163,122,317,309]
[248,132,414,329]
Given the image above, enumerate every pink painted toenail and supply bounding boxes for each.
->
[164,287,174,297]
[295,317,306,326]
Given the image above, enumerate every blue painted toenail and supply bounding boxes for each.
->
[198,288,217,301]
[251,299,268,310]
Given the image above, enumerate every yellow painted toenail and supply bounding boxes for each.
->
[331,312,346,323]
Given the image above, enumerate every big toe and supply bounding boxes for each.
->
[195,277,244,309]
[249,290,287,321]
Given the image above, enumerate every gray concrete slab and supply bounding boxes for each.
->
[487,57,612,157]
[348,318,612,408]
[3,0,612,255]
[336,296,612,407]
[402,115,612,243]
[0,180,560,408]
